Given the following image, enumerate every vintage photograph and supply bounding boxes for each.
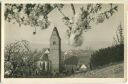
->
[4,3,124,78]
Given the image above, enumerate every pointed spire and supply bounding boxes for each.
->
[53,27,58,31]
[51,27,61,39]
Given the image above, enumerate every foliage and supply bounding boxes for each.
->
[90,44,124,69]
[63,4,118,46]
[5,4,64,33]
[4,40,51,78]
[4,4,63,34]
[5,4,118,46]
[90,23,124,69]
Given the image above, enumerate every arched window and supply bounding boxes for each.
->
[53,41,56,45]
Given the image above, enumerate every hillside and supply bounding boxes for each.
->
[68,62,124,78]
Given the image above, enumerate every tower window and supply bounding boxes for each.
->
[53,41,56,45]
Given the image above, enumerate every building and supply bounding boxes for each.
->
[37,53,51,72]
[37,27,62,74]
[49,27,62,73]
[36,27,91,74]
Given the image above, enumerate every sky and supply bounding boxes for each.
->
[5,4,124,51]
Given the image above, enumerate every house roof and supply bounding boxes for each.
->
[45,49,50,54]
[80,64,87,69]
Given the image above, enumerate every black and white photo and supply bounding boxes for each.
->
[4,3,124,78]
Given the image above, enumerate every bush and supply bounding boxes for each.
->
[90,44,124,69]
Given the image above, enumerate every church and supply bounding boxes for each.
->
[37,27,63,74]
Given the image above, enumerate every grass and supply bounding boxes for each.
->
[68,62,124,78]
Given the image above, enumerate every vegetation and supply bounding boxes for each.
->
[4,40,91,77]
[90,44,124,69]
[5,4,118,47]
[4,40,51,78]
[4,4,123,78]
[90,23,124,69]
[69,62,124,78]
[4,39,124,77]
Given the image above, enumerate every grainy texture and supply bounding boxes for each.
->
[68,63,124,78]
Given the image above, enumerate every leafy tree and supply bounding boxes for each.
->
[4,40,34,77]
[5,40,54,77]
[5,4,118,46]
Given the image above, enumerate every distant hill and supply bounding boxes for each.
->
[68,62,124,78]
[63,49,93,66]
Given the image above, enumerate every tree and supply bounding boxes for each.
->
[5,4,118,47]
[5,40,52,77]
[113,23,124,45]
[4,40,33,77]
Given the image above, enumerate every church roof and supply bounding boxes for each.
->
[51,27,61,39]
[40,53,49,61]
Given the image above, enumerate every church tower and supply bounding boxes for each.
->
[49,27,61,73]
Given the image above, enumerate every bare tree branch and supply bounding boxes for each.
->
[71,4,76,15]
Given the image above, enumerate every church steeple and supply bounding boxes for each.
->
[49,27,62,73]
[51,27,61,40]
